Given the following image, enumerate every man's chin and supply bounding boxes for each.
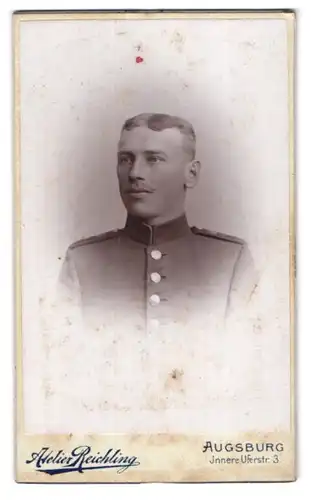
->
[125,202,157,221]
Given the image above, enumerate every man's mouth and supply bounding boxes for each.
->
[126,188,153,194]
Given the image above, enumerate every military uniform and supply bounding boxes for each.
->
[54,214,256,419]
[60,214,254,331]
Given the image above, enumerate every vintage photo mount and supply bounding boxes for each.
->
[13,9,296,483]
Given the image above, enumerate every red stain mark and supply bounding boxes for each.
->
[136,56,144,64]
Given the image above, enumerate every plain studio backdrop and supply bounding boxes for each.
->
[19,17,291,433]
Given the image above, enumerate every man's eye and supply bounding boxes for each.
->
[146,156,163,164]
[119,156,133,165]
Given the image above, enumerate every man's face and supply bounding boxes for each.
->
[117,126,194,224]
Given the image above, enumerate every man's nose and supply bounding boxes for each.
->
[129,157,146,181]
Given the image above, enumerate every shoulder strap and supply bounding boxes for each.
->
[69,229,120,250]
[191,226,245,245]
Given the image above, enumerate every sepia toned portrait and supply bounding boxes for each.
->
[15,10,295,482]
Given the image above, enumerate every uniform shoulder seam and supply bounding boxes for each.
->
[68,229,120,250]
[191,226,245,245]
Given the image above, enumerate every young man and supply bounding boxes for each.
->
[60,112,255,333]
[54,113,256,423]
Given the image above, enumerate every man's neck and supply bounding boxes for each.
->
[124,212,190,245]
[138,210,186,227]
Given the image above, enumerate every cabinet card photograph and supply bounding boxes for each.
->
[14,10,295,482]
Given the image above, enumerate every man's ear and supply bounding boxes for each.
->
[185,160,201,188]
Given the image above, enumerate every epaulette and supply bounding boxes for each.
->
[191,226,245,245]
[68,229,120,250]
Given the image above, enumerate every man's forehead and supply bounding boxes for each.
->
[118,126,184,152]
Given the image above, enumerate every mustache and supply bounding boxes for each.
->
[123,184,155,193]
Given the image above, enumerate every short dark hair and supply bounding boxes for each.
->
[121,113,196,159]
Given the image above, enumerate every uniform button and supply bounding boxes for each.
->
[149,319,160,329]
[149,294,160,306]
[150,249,162,260]
[150,272,161,283]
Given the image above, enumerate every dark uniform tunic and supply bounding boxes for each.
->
[61,214,254,330]
[56,214,256,416]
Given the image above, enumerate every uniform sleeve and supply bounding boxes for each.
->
[221,245,261,399]
[59,248,80,294]
[55,247,83,329]
[39,248,86,429]
[225,243,258,321]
